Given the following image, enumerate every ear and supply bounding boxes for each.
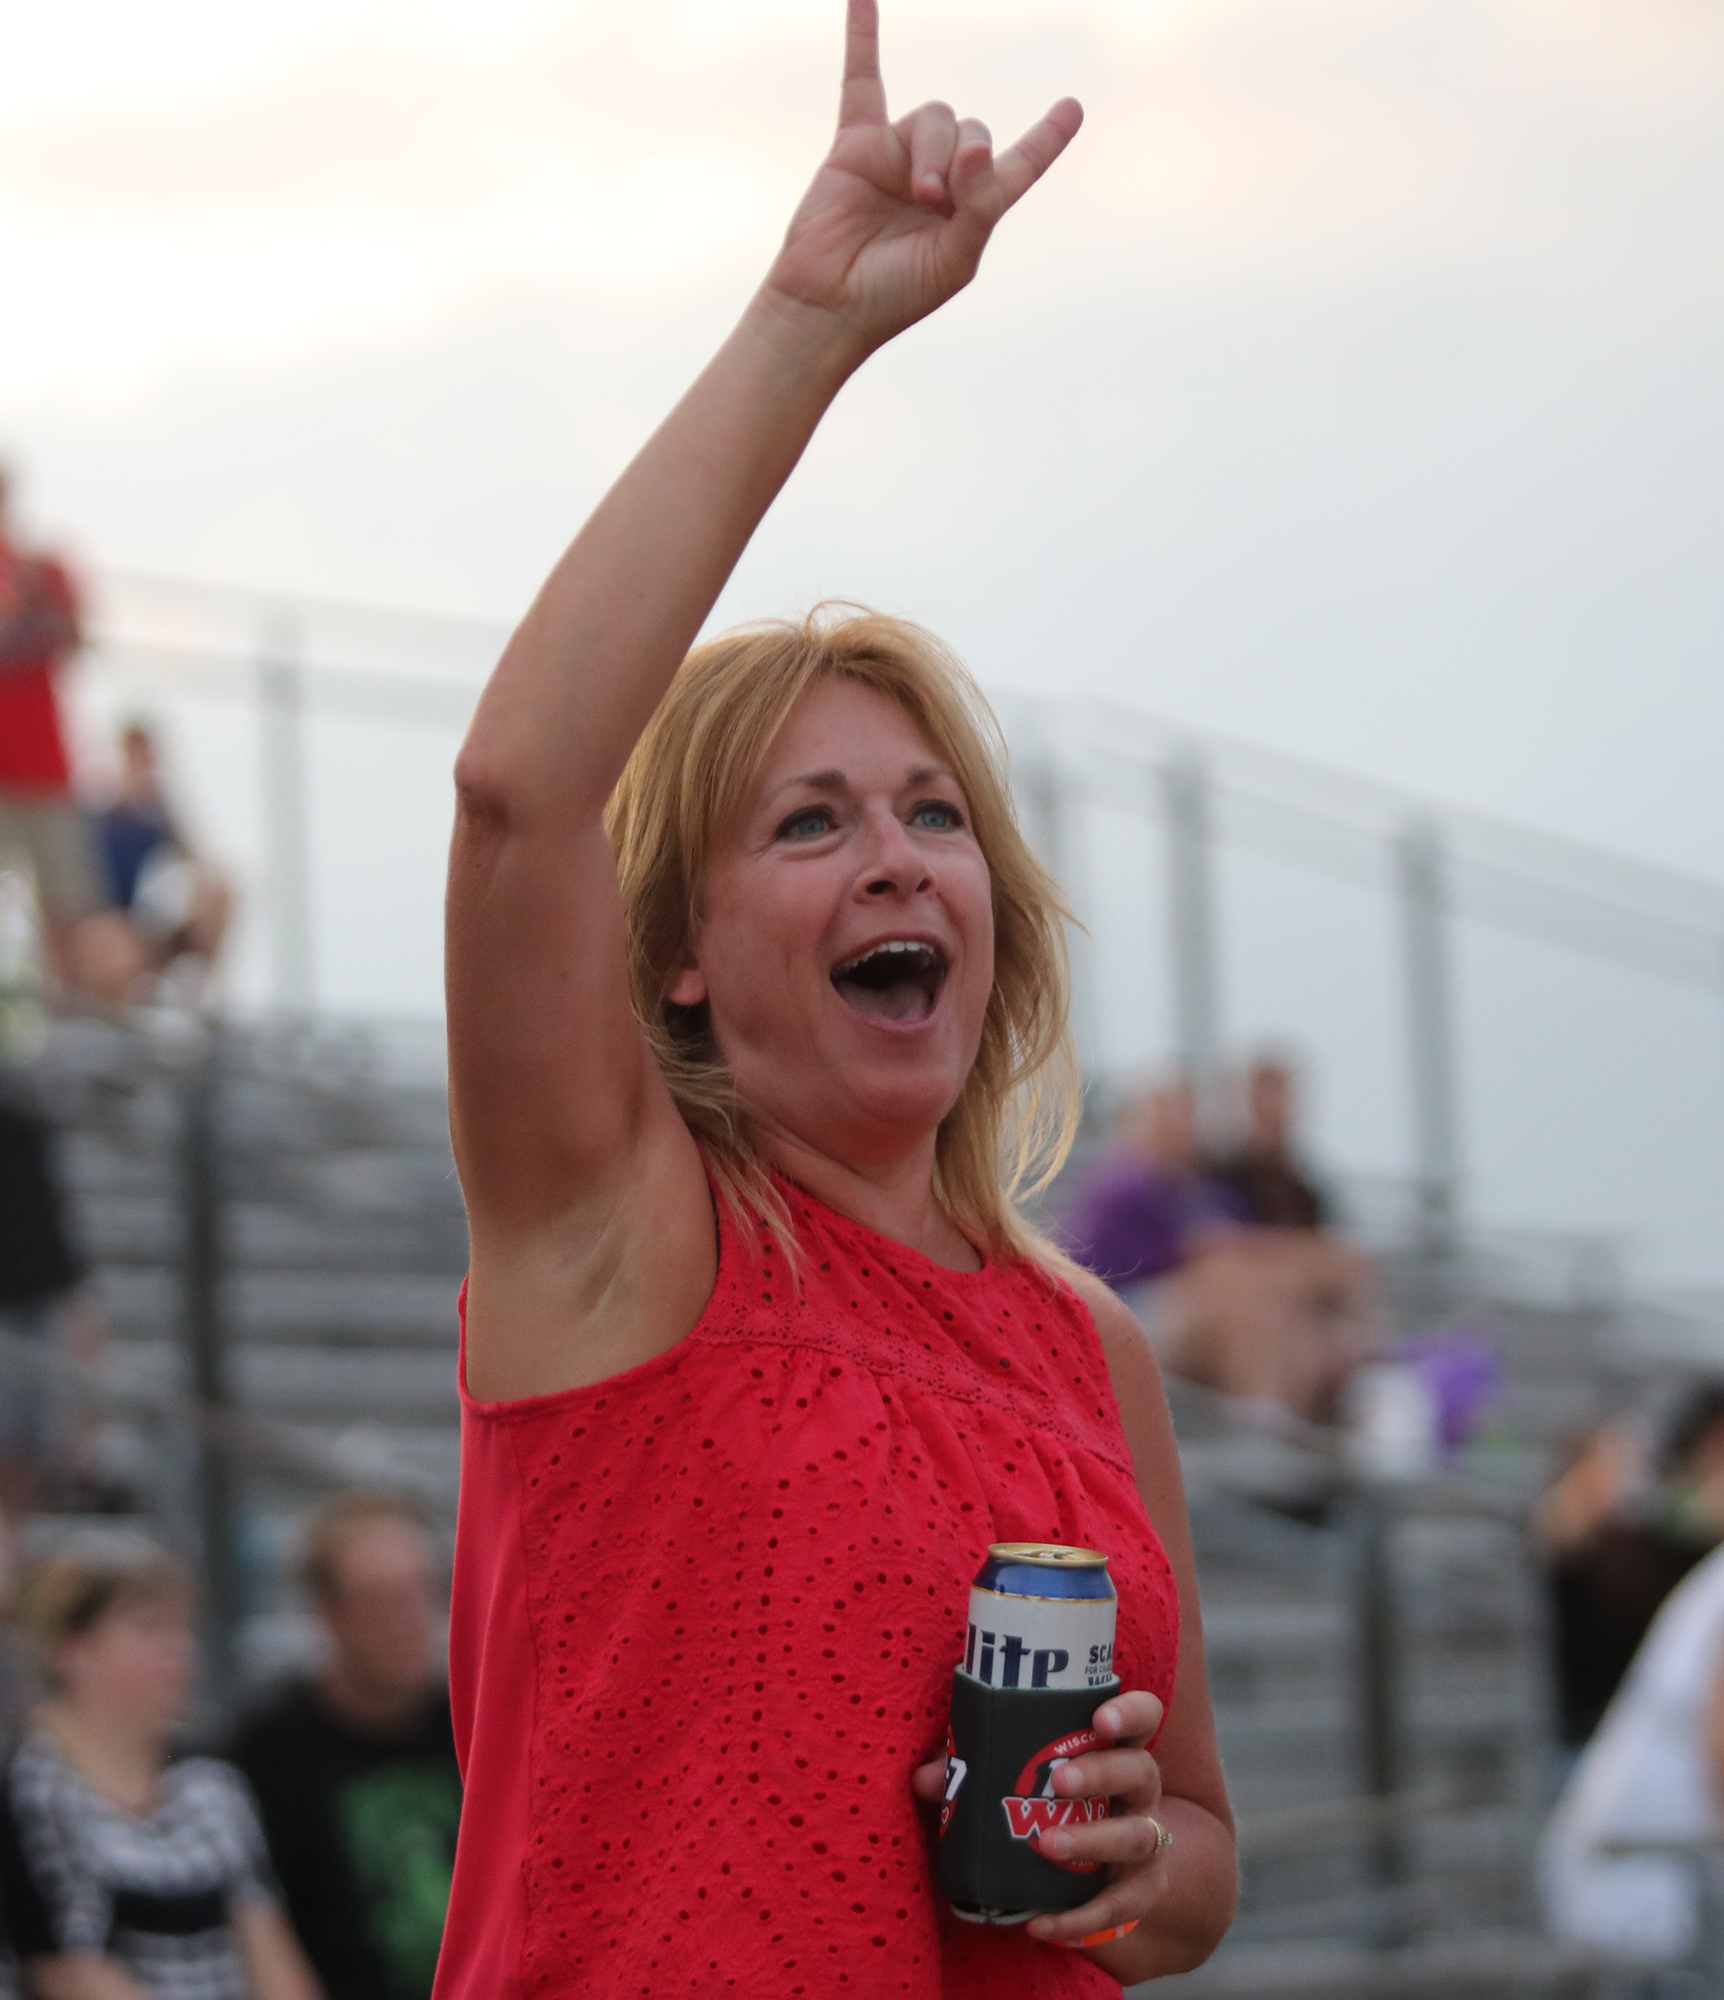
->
[667,963,708,1007]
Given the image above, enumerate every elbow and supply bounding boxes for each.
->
[1152,1894,1238,1981]
[455,731,609,843]
[1192,1874,1240,1971]
[1150,1828,1239,1977]
[1188,1846,1241,1971]
[452,740,519,839]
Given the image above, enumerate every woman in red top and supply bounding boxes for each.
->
[441,4,1236,1993]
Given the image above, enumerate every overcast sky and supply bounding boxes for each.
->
[4,0,1722,1282]
[6,0,1722,869]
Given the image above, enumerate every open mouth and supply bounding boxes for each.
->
[830,939,949,1024]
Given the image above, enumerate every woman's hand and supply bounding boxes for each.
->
[911,1690,1174,1954]
[1019,1691,1172,1949]
[765,0,1082,357]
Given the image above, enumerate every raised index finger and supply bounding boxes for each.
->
[839,0,889,127]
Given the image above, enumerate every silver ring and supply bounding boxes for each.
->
[1144,1815,1173,1855]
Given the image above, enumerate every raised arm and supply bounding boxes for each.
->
[448,0,1080,1398]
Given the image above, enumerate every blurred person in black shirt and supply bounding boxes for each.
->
[1210,1055,1331,1231]
[228,1494,459,2000]
[1150,1054,1378,1427]
[0,1098,84,1533]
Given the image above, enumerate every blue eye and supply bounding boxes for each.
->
[911,800,964,830]
[777,807,834,841]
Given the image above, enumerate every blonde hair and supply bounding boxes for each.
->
[604,605,1081,1268]
[17,1530,190,1667]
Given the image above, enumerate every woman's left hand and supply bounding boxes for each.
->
[910,1689,1174,1952]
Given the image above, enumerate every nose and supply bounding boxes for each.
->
[860,808,933,900]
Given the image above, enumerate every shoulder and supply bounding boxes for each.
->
[1004,1236,1145,1367]
[169,1755,263,1823]
[9,1732,72,1810]
[170,1752,249,1791]
[1052,1259,1160,1404]
[1045,1256,1182,1505]
[167,1758,273,1860]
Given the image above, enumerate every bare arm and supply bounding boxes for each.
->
[448,0,1081,1399]
[448,306,862,1397]
[233,1898,325,2000]
[24,1956,151,2000]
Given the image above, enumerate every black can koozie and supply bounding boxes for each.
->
[936,1543,1121,1923]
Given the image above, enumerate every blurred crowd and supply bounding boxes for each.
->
[0,466,230,1025]
[3,454,1722,1987]
[0,444,457,1998]
[1535,1397,1724,1969]
[0,889,458,2000]
[1064,1065,1724,1980]
[1061,1057,1382,1434]
[0,1502,460,2000]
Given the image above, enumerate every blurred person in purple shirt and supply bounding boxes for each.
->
[1063,1079,1247,1289]
[1065,1072,1380,1428]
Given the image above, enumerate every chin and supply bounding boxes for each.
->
[840,1063,967,1141]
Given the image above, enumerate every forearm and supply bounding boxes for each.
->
[456,288,866,826]
[234,1900,325,2000]
[1084,1797,1237,1983]
[25,1954,152,2000]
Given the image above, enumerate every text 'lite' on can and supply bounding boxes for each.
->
[938,1543,1121,1925]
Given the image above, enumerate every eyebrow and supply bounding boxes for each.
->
[769,761,957,800]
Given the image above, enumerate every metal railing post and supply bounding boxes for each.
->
[1019,750,1099,1094]
[1162,750,1222,1115]
[1347,1484,1409,1945]
[179,1031,239,1697]
[1397,816,1460,1274]
[259,612,313,1015]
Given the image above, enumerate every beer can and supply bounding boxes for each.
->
[938,1543,1121,1924]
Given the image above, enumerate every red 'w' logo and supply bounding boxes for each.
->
[1002,1796,1109,1840]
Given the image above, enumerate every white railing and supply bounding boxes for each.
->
[60,567,1724,1305]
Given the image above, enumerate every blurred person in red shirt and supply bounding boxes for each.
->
[0,466,143,1005]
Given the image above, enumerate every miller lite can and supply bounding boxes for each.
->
[938,1543,1121,1924]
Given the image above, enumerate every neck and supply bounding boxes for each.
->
[760,1124,980,1271]
[43,1702,164,1814]
[316,1660,429,1736]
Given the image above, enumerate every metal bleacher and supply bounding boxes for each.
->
[13,1005,1719,1996]
[12,1011,466,1687]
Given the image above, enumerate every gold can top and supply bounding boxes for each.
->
[986,1542,1109,1568]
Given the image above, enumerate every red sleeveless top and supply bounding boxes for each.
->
[436,1181,1180,2000]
